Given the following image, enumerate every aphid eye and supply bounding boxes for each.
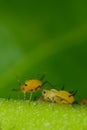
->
[25,83,27,86]
[43,90,46,94]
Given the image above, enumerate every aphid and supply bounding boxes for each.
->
[80,98,87,106]
[42,89,75,104]
[13,75,52,101]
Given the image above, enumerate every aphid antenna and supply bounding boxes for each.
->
[16,76,22,86]
[39,73,46,81]
[42,80,55,89]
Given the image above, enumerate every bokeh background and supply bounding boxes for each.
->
[0,0,87,101]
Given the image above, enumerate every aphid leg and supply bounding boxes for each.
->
[29,92,33,103]
[51,97,55,110]
[16,76,22,86]
[23,92,26,100]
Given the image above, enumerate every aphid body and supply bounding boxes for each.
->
[42,89,75,104]
[20,79,42,100]
[13,75,51,101]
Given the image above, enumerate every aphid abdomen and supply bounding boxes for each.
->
[57,91,75,104]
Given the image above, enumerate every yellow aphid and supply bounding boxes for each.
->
[13,79,43,100]
[42,89,75,104]
[20,79,42,100]
[80,98,87,106]
[13,75,52,101]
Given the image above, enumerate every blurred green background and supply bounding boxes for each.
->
[0,0,87,101]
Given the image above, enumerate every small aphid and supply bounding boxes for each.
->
[13,75,52,101]
[21,79,43,100]
[42,89,75,104]
[80,98,87,106]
